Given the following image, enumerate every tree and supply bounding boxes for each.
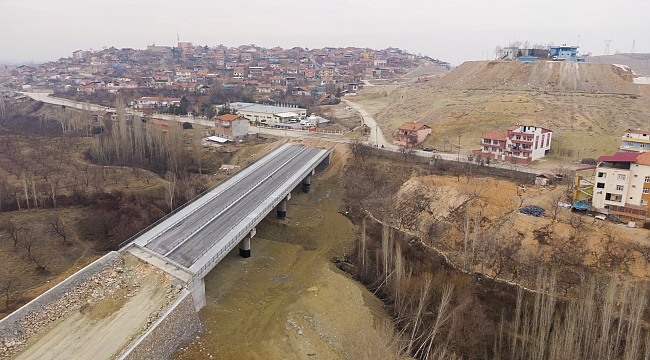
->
[200,100,215,119]
[49,214,68,243]
[0,277,13,310]
[349,139,371,162]
[21,232,53,272]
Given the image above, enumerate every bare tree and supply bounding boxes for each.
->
[349,139,371,163]
[0,277,13,311]
[2,221,22,248]
[21,234,54,272]
[49,214,68,243]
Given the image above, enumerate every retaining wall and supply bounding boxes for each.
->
[118,290,202,360]
[0,251,121,340]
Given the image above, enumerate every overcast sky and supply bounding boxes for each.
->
[1,0,648,65]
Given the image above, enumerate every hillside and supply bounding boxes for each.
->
[435,60,639,94]
[354,60,650,166]
[585,53,650,76]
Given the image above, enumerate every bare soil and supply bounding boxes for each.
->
[174,147,395,360]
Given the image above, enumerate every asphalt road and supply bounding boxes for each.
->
[146,145,323,268]
[23,92,542,174]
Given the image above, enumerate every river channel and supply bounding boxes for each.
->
[174,170,389,359]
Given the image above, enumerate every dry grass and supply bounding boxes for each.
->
[354,61,650,165]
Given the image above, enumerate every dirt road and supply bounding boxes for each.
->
[12,255,176,360]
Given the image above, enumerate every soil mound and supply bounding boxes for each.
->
[435,60,639,94]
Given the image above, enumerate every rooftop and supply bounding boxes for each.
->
[398,122,429,131]
[481,131,507,141]
[597,152,639,163]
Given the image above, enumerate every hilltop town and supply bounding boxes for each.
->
[0,43,447,102]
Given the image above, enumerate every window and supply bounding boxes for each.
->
[598,172,606,178]
[597,183,605,189]
[641,200,648,205]
[616,185,624,191]
[618,174,626,181]
[645,176,650,183]
[613,195,622,202]
[644,188,650,194]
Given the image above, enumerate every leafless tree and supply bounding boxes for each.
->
[349,139,371,163]
[2,221,22,248]
[21,233,54,272]
[0,277,13,311]
[49,214,68,243]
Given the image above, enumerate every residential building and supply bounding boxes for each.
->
[474,125,552,164]
[588,152,650,223]
[393,122,432,147]
[620,128,650,152]
[213,114,250,140]
[133,97,180,109]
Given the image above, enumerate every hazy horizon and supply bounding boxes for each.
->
[1,0,648,66]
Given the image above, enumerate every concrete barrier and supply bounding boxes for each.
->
[0,251,121,341]
[118,290,202,360]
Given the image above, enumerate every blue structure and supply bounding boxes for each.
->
[549,45,582,62]
[518,57,538,62]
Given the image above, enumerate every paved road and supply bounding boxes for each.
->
[23,92,542,175]
[143,144,324,268]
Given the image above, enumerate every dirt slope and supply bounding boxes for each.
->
[437,60,639,94]
[585,53,650,76]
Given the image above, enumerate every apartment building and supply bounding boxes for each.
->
[620,128,650,152]
[590,152,650,223]
[475,125,552,164]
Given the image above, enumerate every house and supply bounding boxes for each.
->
[535,173,554,186]
[393,122,432,147]
[213,114,250,140]
[587,152,650,224]
[620,128,650,153]
[474,125,552,164]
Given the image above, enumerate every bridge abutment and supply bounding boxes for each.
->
[239,228,256,258]
[277,194,290,220]
[187,278,206,312]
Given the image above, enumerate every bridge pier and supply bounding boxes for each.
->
[277,194,291,220]
[302,170,315,193]
[239,228,256,258]
[187,278,206,311]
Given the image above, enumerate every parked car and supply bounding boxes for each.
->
[422,147,435,152]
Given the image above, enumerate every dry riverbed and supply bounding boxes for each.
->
[174,166,395,359]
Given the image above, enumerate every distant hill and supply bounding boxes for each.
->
[433,60,639,94]
[356,60,650,165]
[585,53,650,76]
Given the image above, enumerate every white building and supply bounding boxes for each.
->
[229,102,307,124]
[475,125,552,164]
[591,152,650,223]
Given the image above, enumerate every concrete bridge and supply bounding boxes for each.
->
[120,143,332,310]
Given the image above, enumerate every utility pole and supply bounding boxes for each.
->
[457,135,461,162]
[375,125,378,147]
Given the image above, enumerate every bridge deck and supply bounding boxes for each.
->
[132,143,328,269]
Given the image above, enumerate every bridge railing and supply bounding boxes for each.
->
[118,139,291,250]
[186,147,333,285]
